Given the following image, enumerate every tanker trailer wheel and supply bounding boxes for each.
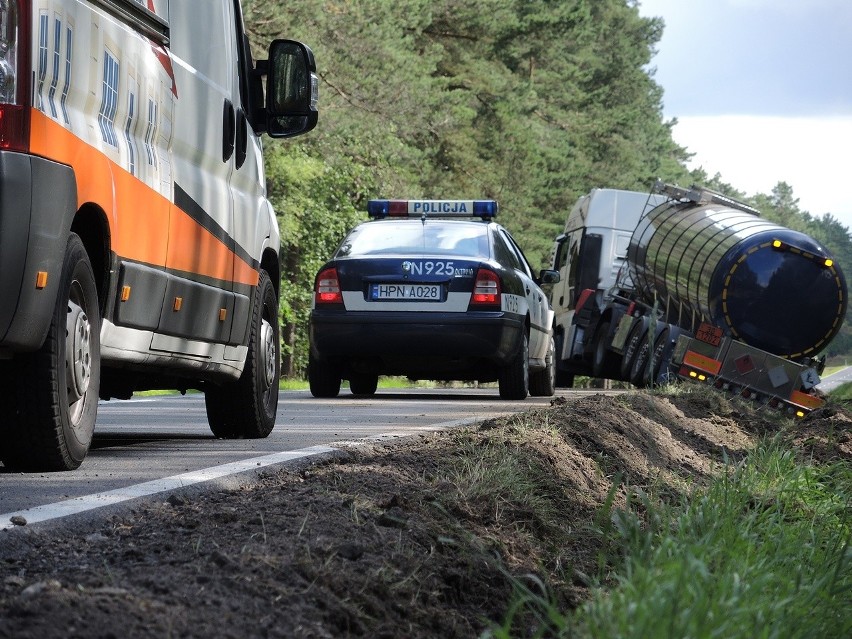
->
[499,332,529,400]
[591,321,620,379]
[631,327,671,387]
[205,270,279,438]
[529,335,556,397]
[2,234,100,471]
[619,319,647,381]
[650,326,681,385]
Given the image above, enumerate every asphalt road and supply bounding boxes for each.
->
[817,366,852,392]
[1,387,601,525]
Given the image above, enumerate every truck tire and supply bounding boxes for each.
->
[629,328,653,387]
[591,321,619,379]
[308,351,341,398]
[529,335,556,397]
[349,373,378,396]
[205,270,279,438]
[2,234,100,471]
[499,333,529,400]
[553,334,575,388]
[619,319,646,381]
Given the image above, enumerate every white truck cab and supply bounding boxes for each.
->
[549,189,664,383]
[0,0,318,470]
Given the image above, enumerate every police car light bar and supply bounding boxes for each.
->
[367,199,498,220]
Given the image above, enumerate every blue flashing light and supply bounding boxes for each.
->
[367,199,498,220]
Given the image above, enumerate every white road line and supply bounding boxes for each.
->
[1,445,337,531]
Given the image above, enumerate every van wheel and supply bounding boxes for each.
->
[499,333,529,400]
[349,374,378,396]
[530,335,556,397]
[2,234,100,471]
[308,352,341,398]
[205,270,278,438]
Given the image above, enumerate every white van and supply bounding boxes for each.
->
[0,0,318,470]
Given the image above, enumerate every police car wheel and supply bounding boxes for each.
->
[308,352,341,398]
[499,333,529,400]
[2,234,100,471]
[529,335,556,397]
[205,270,279,438]
[349,374,378,396]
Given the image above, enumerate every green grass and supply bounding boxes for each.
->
[828,381,852,401]
[492,442,851,638]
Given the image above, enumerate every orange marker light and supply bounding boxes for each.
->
[120,286,131,301]
[173,297,183,311]
[219,308,227,321]
[36,271,48,289]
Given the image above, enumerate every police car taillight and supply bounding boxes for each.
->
[315,267,342,305]
[470,268,501,307]
[367,199,497,220]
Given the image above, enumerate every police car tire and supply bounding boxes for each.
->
[529,335,556,397]
[1,234,100,471]
[499,333,529,400]
[308,352,341,398]
[205,270,279,438]
[349,374,378,396]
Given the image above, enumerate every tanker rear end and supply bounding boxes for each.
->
[549,181,846,415]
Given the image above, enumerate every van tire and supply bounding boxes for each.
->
[2,234,100,471]
[499,333,529,400]
[205,270,278,438]
[308,352,341,398]
[529,335,556,396]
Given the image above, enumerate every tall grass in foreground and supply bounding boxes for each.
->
[492,442,851,638]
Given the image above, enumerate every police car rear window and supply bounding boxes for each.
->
[337,221,490,258]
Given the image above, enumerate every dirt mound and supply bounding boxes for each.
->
[1,388,848,638]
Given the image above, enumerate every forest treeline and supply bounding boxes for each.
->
[242,0,852,375]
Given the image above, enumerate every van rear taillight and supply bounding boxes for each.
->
[315,267,343,305]
[470,268,501,308]
[0,0,31,151]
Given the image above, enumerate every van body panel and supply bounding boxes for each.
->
[3,0,285,375]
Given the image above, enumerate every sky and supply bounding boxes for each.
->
[637,0,852,229]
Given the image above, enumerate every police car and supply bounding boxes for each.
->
[308,199,560,399]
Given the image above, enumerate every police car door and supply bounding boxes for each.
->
[498,229,549,361]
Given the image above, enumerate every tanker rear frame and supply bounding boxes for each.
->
[548,182,830,416]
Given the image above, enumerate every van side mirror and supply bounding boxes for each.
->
[264,40,318,138]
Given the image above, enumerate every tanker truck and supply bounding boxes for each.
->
[548,181,847,415]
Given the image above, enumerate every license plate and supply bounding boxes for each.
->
[370,283,441,301]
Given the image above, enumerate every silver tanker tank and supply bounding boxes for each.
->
[626,184,847,361]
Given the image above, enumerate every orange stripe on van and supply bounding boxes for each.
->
[28,110,257,287]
